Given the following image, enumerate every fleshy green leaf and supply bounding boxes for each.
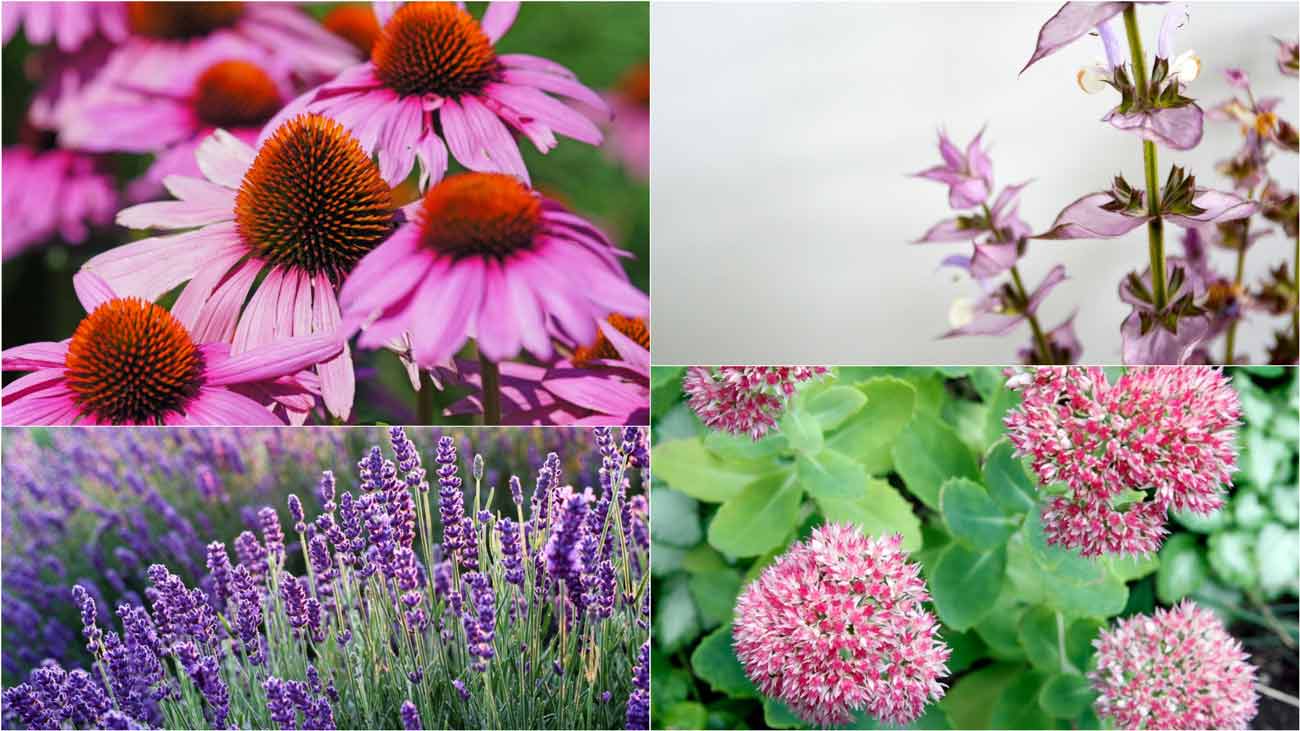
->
[940,477,1019,549]
[650,487,702,548]
[708,473,802,557]
[654,575,700,653]
[797,449,867,500]
[1207,531,1258,589]
[652,438,778,502]
[1106,551,1159,582]
[691,625,759,699]
[940,663,1020,730]
[826,377,916,475]
[982,440,1038,515]
[893,414,980,509]
[763,698,806,729]
[1018,606,1093,675]
[805,384,868,431]
[1156,532,1207,603]
[688,570,743,630]
[1038,673,1095,718]
[1257,522,1300,598]
[705,430,789,462]
[651,366,686,390]
[651,542,686,577]
[780,404,825,455]
[974,590,1028,661]
[661,701,708,730]
[929,543,1006,630]
[990,671,1053,730]
[816,478,922,551]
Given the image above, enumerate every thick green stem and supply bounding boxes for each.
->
[478,352,501,425]
[1223,242,1248,364]
[1123,6,1168,310]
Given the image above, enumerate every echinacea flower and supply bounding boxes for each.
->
[84,115,399,422]
[1,1,128,52]
[2,139,116,259]
[682,366,829,440]
[1,271,341,425]
[337,171,648,368]
[605,62,650,181]
[1091,601,1258,730]
[445,314,650,424]
[734,524,949,727]
[1005,366,1240,556]
[323,4,382,56]
[265,1,609,186]
[60,35,296,202]
[912,129,994,209]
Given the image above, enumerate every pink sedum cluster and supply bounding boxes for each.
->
[733,524,950,727]
[1004,366,1240,556]
[682,366,829,440]
[1091,600,1258,730]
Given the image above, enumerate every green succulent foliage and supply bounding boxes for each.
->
[648,367,1297,730]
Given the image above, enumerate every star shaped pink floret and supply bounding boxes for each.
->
[682,367,829,440]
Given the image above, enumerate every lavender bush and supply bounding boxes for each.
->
[0,424,639,723]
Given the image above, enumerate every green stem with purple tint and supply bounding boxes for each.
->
[983,203,1055,364]
[1124,4,1169,310]
[1223,239,1248,364]
[479,351,502,425]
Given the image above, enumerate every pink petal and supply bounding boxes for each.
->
[338,225,431,317]
[311,276,355,421]
[169,249,244,335]
[474,260,521,362]
[485,83,603,145]
[543,367,644,415]
[375,96,425,185]
[503,258,552,361]
[2,340,70,370]
[162,174,237,209]
[233,266,287,353]
[1,368,67,400]
[190,257,262,344]
[1035,193,1152,240]
[204,333,343,386]
[2,380,82,425]
[499,68,609,112]
[82,221,244,302]
[72,269,117,312]
[414,128,449,189]
[195,129,255,189]
[599,319,650,376]
[409,261,481,365]
[1103,103,1205,151]
[443,96,529,183]
[1168,189,1258,227]
[913,218,976,243]
[499,53,578,79]
[480,1,519,43]
[116,198,233,230]
[181,386,284,425]
[1021,2,1131,74]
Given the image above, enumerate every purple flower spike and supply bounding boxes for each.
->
[625,641,650,730]
[1103,104,1205,151]
[401,700,421,730]
[1020,2,1130,74]
[913,129,995,209]
[945,265,1068,338]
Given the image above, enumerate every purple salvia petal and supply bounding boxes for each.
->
[1035,192,1152,239]
[1103,103,1205,150]
[1020,2,1131,74]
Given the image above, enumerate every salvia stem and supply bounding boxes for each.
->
[1224,235,1249,364]
[479,352,502,426]
[1123,5,1169,310]
[1010,266,1055,364]
[1293,235,1299,346]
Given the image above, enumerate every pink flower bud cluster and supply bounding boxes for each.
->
[1004,366,1240,556]
[733,524,950,727]
[1091,600,1258,730]
[682,367,830,440]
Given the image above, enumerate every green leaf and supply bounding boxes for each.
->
[1019,606,1091,674]
[940,477,1019,549]
[816,478,922,551]
[651,542,686,577]
[940,663,1020,730]
[826,377,916,475]
[892,414,980,509]
[763,698,806,729]
[1011,516,1129,619]
[990,672,1053,730]
[1270,485,1299,526]
[654,575,700,653]
[662,701,708,730]
[1207,531,1259,589]
[688,569,743,629]
[1233,490,1270,529]
[797,449,867,500]
[780,405,824,455]
[1172,505,1228,533]
[681,544,728,574]
[651,650,690,714]
[708,473,802,557]
[650,487,702,547]
[1105,552,1159,582]
[983,440,1038,515]
[974,590,1028,661]
[1039,674,1095,718]
[654,402,703,442]
[651,366,686,390]
[943,399,990,457]
[704,430,789,462]
[929,543,1006,630]
[1155,533,1207,604]
[805,385,868,431]
[1257,522,1300,599]
[691,625,759,699]
[945,630,989,675]
[981,379,1022,451]
[652,438,777,502]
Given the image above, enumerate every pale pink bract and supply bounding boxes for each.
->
[682,366,829,440]
[1005,366,1241,556]
[733,524,950,727]
[1091,600,1258,730]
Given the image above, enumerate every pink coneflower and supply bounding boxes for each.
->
[1,2,128,52]
[446,315,650,424]
[1005,366,1241,556]
[2,139,116,259]
[734,524,950,727]
[1,272,340,425]
[83,115,399,422]
[60,36,296,201]
[337,171,648,369]
[682,366,830,440]
[264,1,608,185]
[321,3,381,56]
[1091,600,1258,730]
[606,62,650,180]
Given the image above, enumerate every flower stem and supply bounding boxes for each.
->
[1223,241,1248,364]
[1123,5,1169,311]
[417,370,434,425]
[1257,683,1300,708]
[478,352,501,425]
[1293,235,1299,352]
[983,202,1055,364]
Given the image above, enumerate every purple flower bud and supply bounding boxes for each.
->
[497,518,525,587]
[317,470,337,510]
[234,530,268,584]
[205,542,234,611]
[258,507,285,568]
[509,476,523,506]
[401,699,421,730]
[452,679,470,701]
[288,494,306,534]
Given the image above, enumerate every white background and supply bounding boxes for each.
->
[650,1,1299,364]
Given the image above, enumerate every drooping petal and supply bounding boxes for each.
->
[1,340,70,370]
[1103,103,1204,150]
[204,334,343,386]
[311,276,355,421]
[71,270,117,312]
[1166,189,1258,228]
[1156,3,1189,59]
[1120,309,1210,365]
[913,218,976,243]
[1035,193,1151,239]
[82,222,246,302]
[970,241,1021,281]
[1021,2,1131,74]
[181,387,284,425]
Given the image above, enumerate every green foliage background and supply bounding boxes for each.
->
[649,366,1299,730]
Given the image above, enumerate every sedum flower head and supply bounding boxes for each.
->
[1091,600,1257,730]
[1005,366,1240,556]
[682,366,829,440]
[733,524,949,727]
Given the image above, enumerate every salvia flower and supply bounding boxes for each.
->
[263,1,609,186]
[338,171,648,369]
[1091,600,1257,729]
[912,129,994,209]
[1,271,340,425]
[1005,366,1240,556]
[682,366,830,440]
[734,524,949,727]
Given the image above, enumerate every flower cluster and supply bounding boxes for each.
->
[1090,600,1258,729]
[682,366,830,439]
[2,1,650,425]
[733,524,950,727]
[1004,366,1241,556]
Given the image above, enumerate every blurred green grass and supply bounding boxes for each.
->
[1,2,649,424]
